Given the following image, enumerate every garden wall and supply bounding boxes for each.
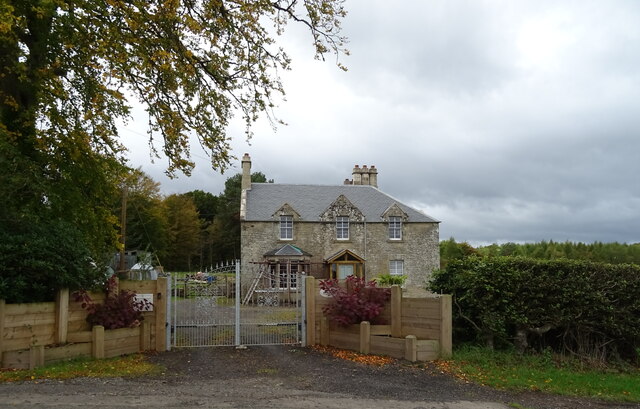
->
[0,278,167,369]
[304,277,451,361]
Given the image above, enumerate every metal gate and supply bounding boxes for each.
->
[169,261,305,348]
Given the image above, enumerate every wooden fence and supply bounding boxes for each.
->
[0,278,167,369]
[304,277,452,361]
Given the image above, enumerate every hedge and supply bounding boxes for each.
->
[429,257,640,363]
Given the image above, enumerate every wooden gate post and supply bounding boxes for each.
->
[305,276,316,346]
[55,289,69,344]
[440,295,452,358]
[390,285,402,338]
[155,277,168,351]
[92,325,105,359]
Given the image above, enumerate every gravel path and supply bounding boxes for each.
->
[1,346,637,409]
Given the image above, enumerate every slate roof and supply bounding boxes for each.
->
[245,183,438,223]
[263,244,313,257]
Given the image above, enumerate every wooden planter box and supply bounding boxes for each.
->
[320,320,440,362]
[1,324,150,370]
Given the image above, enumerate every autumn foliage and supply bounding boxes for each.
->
[319,276,391,326]
[311,345,395,366]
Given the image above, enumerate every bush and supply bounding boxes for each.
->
[429,257,640,364]
[74,276,152,329]
[319,275,391,326]
[375,274,407,286]
[0,219,108,303]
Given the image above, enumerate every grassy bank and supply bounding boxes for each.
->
[443,346,639,402]
[0,354,163,383]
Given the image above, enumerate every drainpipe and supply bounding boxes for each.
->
[363,219,367,278]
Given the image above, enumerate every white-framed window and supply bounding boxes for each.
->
[336,216,349,240]
[272,261,301,289]
[280,215,293,240]
[389,260,404,276]
[389,216,402,240]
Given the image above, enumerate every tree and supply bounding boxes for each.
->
[1,0,347,175]
[209,172,269,261]
[181,190,218,267]
[1,0,346,298]
[118,169,169,261]
[164,194,201,271]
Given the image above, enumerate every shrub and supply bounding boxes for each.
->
[375,274,407,286]
[429,256,640,364]
[74,275,152,330]
[319,275,391,326]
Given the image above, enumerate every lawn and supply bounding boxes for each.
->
[441,346,640,403]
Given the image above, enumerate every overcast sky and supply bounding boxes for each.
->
[121,0,640,245]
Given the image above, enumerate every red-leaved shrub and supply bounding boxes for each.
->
[319,275,391,326]
[74,275,152,330]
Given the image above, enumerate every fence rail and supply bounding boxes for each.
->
[0,278,167,369]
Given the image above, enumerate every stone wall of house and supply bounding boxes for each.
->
[241,220,440,289]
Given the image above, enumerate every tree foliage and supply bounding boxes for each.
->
[164,194,201,271]
[118,169,169,260]
[0,218,107,303]
[1,0,346,300]
[207,171,269,261]
[1,0,348,175]
[440,238,640,268]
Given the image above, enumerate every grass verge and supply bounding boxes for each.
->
[439,346,639,402]
[0,354,163,383]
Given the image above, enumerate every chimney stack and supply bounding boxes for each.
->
[352,165,362,185]
[361,165,370,185]
[349,164,378,187]
[369,165,378,188]
[241,153,252,190]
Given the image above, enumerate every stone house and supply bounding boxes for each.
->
[239,154,440,293]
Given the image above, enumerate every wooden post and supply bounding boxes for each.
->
[305,276,316,346]
[0,299,5,357]
[439,295,452,358]
[360,321,371,354]
[405,335,417,362]
[55,289,69,344]
[29,345,45,369]
[390,285,402,338]
[92,325,105,359]
[320,317,329,346]
[155,277,168,351]
[140,321,151,351]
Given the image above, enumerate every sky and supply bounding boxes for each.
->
[120,0,640,245]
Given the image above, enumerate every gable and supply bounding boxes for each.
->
[271,202,302,221]
[319,194,365,222]
[381,203,409,221]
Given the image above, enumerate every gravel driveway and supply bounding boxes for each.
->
[1,346,637,409]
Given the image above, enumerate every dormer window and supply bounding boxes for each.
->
[280,215,293,240]
[389,216,402,240]
[336,216,349,240]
